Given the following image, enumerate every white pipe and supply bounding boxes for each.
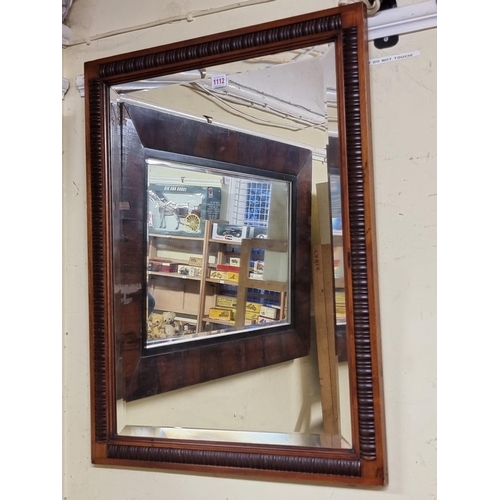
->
[64,0,277,47]
[367,0,437,41]
[64,0,436,49]
[112,71,208,93]
[192,86,327,131]
[197,81,326,125]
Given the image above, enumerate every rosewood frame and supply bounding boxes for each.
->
[84,3,387,486]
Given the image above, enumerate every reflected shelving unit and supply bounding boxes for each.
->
[147,220,288,343]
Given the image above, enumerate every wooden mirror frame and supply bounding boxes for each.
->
[84,3,387,486]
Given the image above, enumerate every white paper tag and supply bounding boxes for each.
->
[369,50,420,66]
[211,74,228,89]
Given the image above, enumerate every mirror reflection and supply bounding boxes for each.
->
[146,159,291,347]
[111,42,353,448]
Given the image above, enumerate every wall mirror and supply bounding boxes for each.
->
[85,3,386,486]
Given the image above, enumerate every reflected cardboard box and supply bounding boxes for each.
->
[178,265,202,277]
[208,308,234,321]
[215,295,262,314]
[260,305,278,319]
[149,260,178,273]
[210,307,259,322]
[209,270,239,282]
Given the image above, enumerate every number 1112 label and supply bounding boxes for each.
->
[211,74,228,89]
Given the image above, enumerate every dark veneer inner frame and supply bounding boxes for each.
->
[113,101,312,402]
[84,3,387,486]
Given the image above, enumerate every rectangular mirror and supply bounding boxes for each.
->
[85,3,386,486]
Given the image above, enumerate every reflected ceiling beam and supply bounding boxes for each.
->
[190,80,328,129]
[114,77,332,131]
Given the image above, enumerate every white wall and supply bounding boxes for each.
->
[62,1,436,498]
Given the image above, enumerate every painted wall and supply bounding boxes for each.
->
[62,0,436,498]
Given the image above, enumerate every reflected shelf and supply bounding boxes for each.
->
[148,271,202,280]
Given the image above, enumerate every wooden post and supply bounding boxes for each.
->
[312,243,341,435]
[312,180,343,437]
[196,220,213,332]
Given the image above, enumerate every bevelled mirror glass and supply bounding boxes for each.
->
[85,3,386,486]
